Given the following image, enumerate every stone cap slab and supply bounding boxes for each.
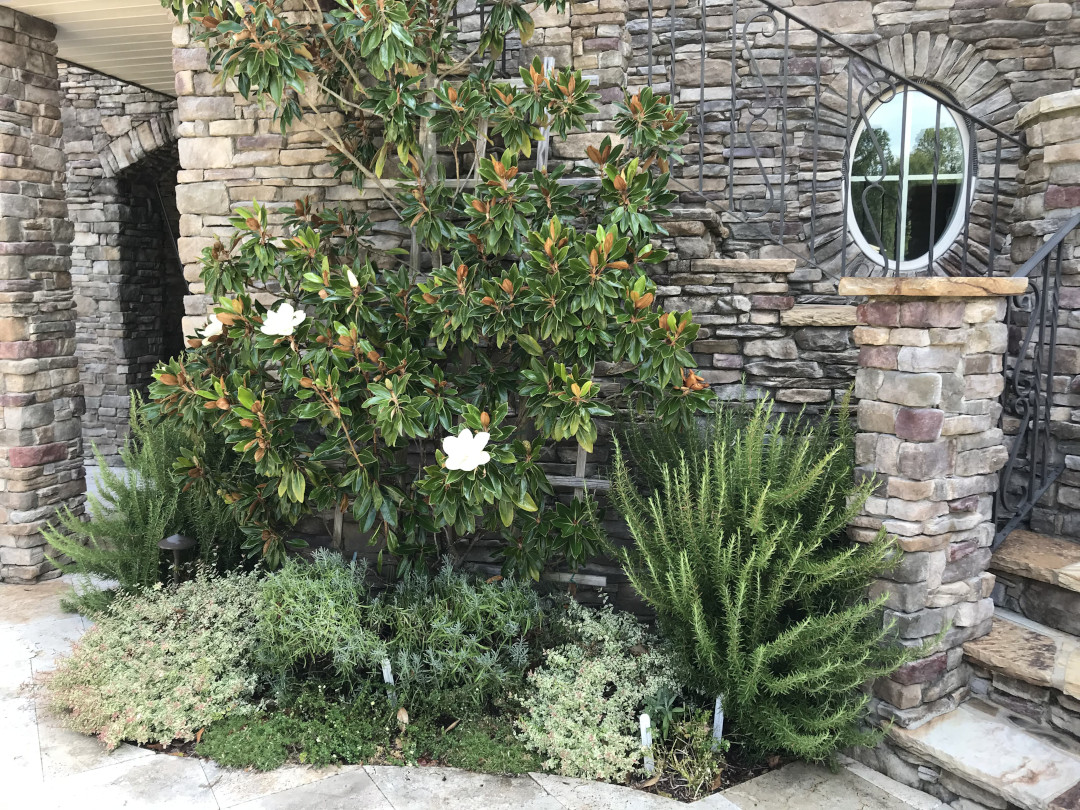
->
[1017,89,1080,129]
[992,529,1080,594]
[837,277,1028,298]
[691,258,797,274]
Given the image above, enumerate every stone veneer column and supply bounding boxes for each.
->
[1010,90,1080,537]
[0,8,85,582]
[840,276,1027,728]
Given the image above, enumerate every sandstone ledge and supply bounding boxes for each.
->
[993,530,1080,594]
[838,277,1029,298]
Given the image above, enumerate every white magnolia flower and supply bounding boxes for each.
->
[202,315,224,338]
[443,428,491,472]
[261,302,306,337]
[346,268,360,288]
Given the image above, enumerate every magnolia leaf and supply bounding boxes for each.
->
[517,333,543,356]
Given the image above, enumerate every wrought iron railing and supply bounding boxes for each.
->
[629,0,1026,279]
[994,213,1080,545]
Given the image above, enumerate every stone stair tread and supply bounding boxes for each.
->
[891,702,1080,810]
[963,610,1080,700]
[992,530,1080,594]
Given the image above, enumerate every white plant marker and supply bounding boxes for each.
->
[712,694,725,747]
[382,658,397,705]
[640,713,655,774]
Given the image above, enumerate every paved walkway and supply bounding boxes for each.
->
[0,578,948,810]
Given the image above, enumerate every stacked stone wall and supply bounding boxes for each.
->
[0,9,84,582]
[59,64,182,464]
[625,0,1080,296]
[1006,91,1080,543]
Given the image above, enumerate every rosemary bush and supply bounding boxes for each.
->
[44,395,247,612]
[611,397,912,761]
[256,550,544,709]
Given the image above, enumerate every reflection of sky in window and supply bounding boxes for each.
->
[870,92,905,148]
[853,90,962,178]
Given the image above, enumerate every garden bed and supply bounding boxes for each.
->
[136,713,784,803]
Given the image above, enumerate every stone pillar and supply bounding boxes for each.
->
[0,8,85,583]
[1010,90,1080,537]
[840,276,1027,728]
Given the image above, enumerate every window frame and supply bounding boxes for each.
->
[845,85,974,273]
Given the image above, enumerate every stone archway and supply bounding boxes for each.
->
[797,32,1021,282]
[60,65,184,467]
[97,111,177,179]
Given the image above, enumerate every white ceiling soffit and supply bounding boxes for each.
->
[2,0,177,96]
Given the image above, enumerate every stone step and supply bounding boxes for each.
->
[992,530,1080,594]
[963,610,1080,702]
[991,530,1080,636]
[962,610,1080,749]
[890,702,1080,810]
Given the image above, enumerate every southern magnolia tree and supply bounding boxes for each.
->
[153,0,715,574]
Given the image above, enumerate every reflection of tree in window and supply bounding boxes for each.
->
[847,88,967,267]
[852,127,898,177]
[908,128,963,175]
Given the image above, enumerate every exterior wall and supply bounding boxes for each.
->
[625,0,1080,295]
[0,8,84,583]
[59,64,182,465]
[1006,90,1080,541]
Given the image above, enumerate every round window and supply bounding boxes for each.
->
[847,87,970,271]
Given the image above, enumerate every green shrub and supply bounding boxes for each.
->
[402,715,541,775]
[651,710,728,800]
[256,550,544,709]
[198,688,538,774]
[45,395,247,613]
[43,572,259,749]
[153,0,714,577]
[197,687,392,770]
[611,396,913,762]
[517,601,678,782]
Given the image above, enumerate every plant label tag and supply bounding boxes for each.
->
[382,658,397,705]
[712,694,724,748]
[640,713,655,774]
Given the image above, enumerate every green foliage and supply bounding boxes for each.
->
[198,688,539,774]
[517,601,678,782]
[43,572,259,749]
[197,686,393,770]
[611,396,913,762]
[401,714,542,774]
[153,0,713,577]
[44,395,248,612]
[256,550,543,709]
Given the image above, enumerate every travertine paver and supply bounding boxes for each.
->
[891,702,1080,810]
[0,578,945,810]
[720,761,943,810]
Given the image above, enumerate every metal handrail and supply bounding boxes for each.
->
[744,0,1026,149]
[1012,211,1080,278]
